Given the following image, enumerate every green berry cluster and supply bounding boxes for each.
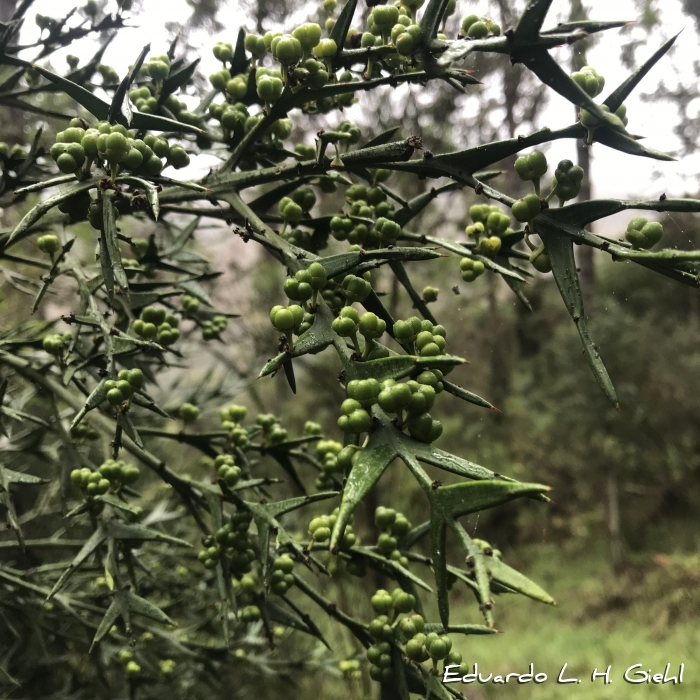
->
[511,193,542,224]
[133,306,180,345]
[0,142,27,164]
[56,190,90,223]
[270,303,304,340]
[314,440,346,490]
[219,404,249,449]
[104,368,144,407]
[159,659,176,675]
[406,631,462,670]
[466,204,512,256]
[179,402,199,423]
[70,459,139,495]
[42,332,72,356]
[181,294,200,315]
[292,57,330,89]
[51,118,184,180]
[529,245,552,273]
[283,261,327,303]
[70,422,99,441]
[374,506,411,563]
[338,378,383,433]
[200,509,255,572]
[202,314,228,340]
[69,468,110,496]
[367,588,416,680]
[36,234,60,255]
[570,65,605,98]
[240,604,261,622]
[514,150,548,195]
[308,507,356,548]
[253,66,284,106]
[625,217,663,249]
[117,649,141,676]
[214,454,242,487]
[96,63,120,84]
[256,413,288,445]
[548,159,584,205]
[339,659,361,677]
[580,103,628,130]
[341,274,372,304]
[460,14,501,39]
[143,53,172,83]
[459,257,485,282]
[422,286,439,303]
[270,553,295,595]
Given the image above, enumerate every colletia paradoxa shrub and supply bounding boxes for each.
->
[0,0,698,697]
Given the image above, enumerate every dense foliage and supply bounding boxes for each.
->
[0,0,698,698]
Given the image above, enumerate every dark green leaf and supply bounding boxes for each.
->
[388,260,437,325]
[32,238,75,313]
[90,598,121,649]
[49,526,107,598]
[538,221,619,407]
[330,429,397,552]
[162,57,200,97]
[105,520,192,547]
[7,178,99,245]
[442,380,497,411]
[433,479,550,519]
[362,127,401,149]
[486,556,555,605]
[330,0,358,58]
[592,127,674,161]
[230,28,250,76]
[102,192,129,299]
[420,0,451,41]
[108,43,150,125]
[513,0,555,44]
[604,33,679,112]
[518,48,627,133]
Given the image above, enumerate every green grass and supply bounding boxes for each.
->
[448,542,700,699]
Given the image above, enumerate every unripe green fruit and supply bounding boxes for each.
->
[292,23,322,51]
[467,20,488,38]
[392,514,411,535]
[179,403,199,422]
[514,150,548,181]
[37,234,60,253]
[313,38,337,58]
[106,388,124,405]
[209,68,231,92]
[56,153,80,173]
[144,155,164,175]
[377,532,397,553]
[511,193,541,222]
[226,77,247,99]
[427,638,448,659]
[372,506,395,532]
[244,34,267,59]
[370,590,393,613]
[476,235,502,256]
[551,159,584,202]
[122,147,143,170]
[570,65,605,98]
[405,638,424,660]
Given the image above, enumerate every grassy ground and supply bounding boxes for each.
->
[448,542,700,699]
